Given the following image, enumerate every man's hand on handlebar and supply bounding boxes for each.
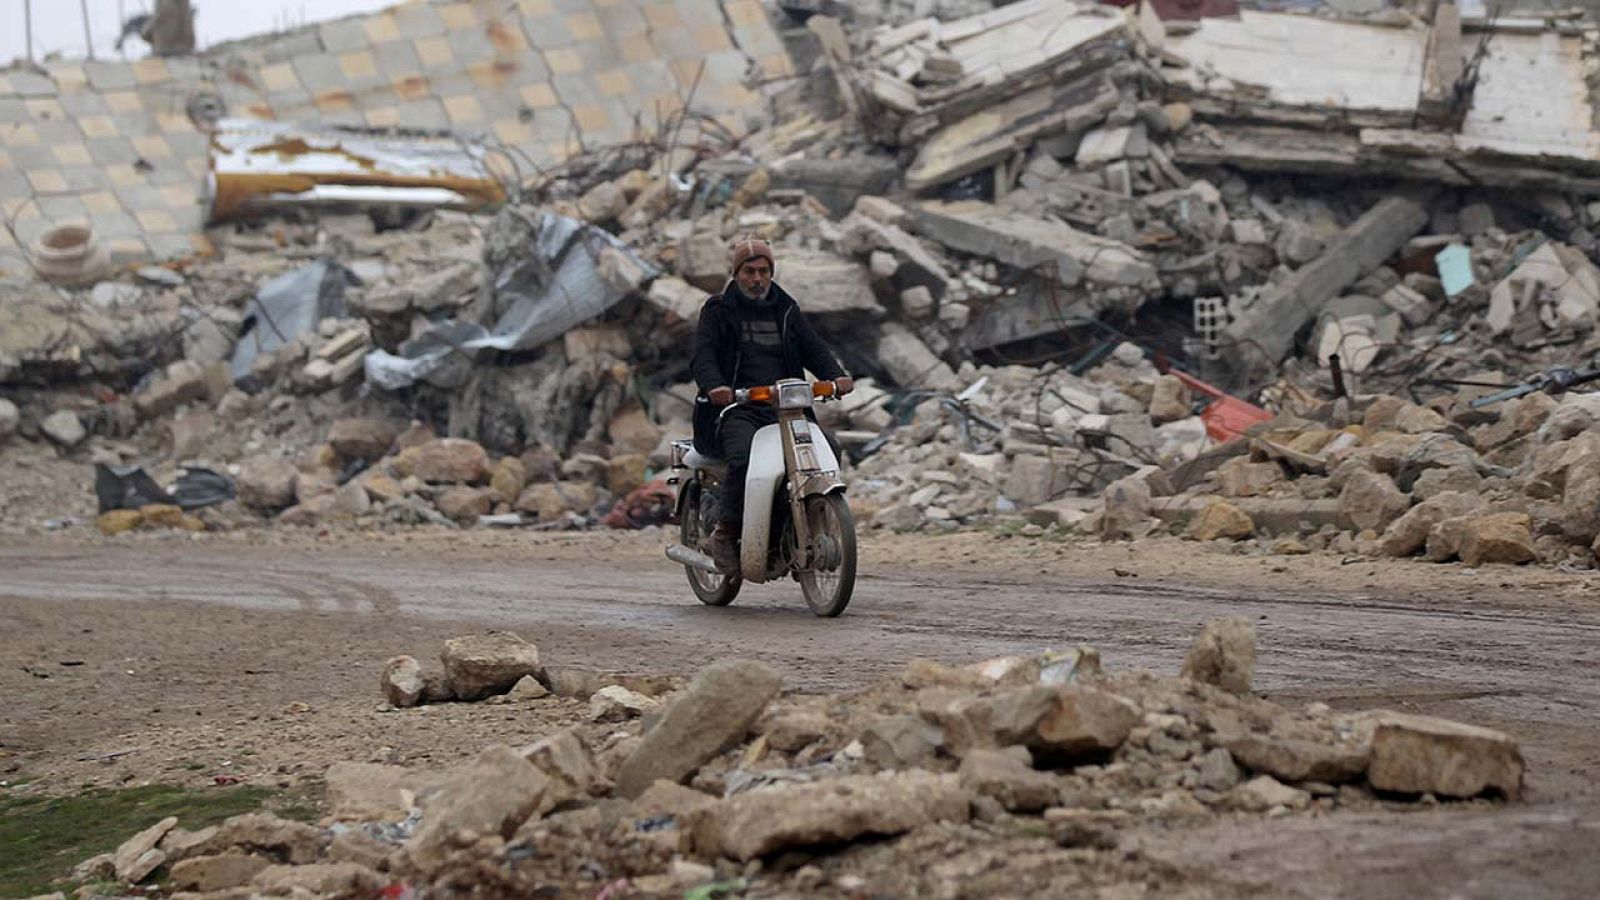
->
[709,386,734,406]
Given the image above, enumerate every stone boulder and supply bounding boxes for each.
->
[1366,712,1523,799]
[685,771,969,861]
[440,632,543,701]
[394,438,490,484]
[1186,499,1254,541]
[327,418,398,462]
[1338,469,1410,533]
[406,745,551,870]
[237,456,298,513]
[615,660,782,798]
[1180,617,1255,695]
[1378,490,1482,557]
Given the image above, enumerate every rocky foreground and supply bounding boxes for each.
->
[52,621,1524,899]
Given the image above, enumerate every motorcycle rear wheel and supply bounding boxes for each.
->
[797,493,856,617]
[680,482,741,606]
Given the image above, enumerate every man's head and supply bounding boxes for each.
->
[728,236,775,302]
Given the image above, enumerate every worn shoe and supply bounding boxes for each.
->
[710,523,740,574]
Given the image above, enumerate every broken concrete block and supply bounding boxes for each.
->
[327,418,398,462]
[252,862,384,896]
[869,250,899,278]
[1223,734,1368,784]
[41,410,87,447]
[324,762,436,823]
[1195,747,1243,791]
[1028,686,1142,759]
[913,201,1157,290]
[778,249,883,318]
[113,816,177,883]
[1185,499,1254,541]
[407,745,550,870]
[393,438,490,484]
[1447,512,1536,566]
[381,655,426,708]
[899,285,935,319]
[435,486,492,524]
[1180,617,1255,695]
[1338,469,1410,533]
[520,728,605,810]
[876,323,957,390]
[1229,775,1310,812]
[1229,219,1269,245]
[861,714,944,770]
[236,456,298,513]
[685,771,969,861]
[134,360,210,419]
[193,812,322,864]
[168,853,272,893]
[1366,712,1523,799]
[590,685,660,721]
[440,632,543,702]
[1225,197,1428,382]
[1147,374,1191,424]
[514,481,597,521]
[959,747,1059,812]
[615,660,782,798]
[578,181,628,223]
[1379,490,1482,557]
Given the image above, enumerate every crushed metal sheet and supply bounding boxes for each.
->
[365,213,659,390]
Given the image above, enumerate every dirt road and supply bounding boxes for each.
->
[4,529,1599,896]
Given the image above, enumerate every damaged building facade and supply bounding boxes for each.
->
[6,0,1600,570]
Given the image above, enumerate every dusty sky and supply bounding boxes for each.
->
[3,0,397,65]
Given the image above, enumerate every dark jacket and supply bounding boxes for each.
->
[690,281,847,454]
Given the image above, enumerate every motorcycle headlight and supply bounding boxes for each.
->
[777,382,814,409]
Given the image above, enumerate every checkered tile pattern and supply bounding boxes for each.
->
[0,0,788,270]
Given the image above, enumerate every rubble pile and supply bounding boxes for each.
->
[70,621,1525,898]
[6,0,1600,569]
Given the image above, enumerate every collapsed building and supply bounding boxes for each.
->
[6,0,1600,567]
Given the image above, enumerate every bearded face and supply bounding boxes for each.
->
[733,257,772,302]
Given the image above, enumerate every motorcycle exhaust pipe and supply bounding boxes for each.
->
[666,543,720,574]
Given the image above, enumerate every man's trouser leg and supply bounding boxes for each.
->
[716,407,770,526]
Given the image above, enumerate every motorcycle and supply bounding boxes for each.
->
[664,378,858,617]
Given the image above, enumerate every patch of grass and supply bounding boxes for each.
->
[0,783,313,898]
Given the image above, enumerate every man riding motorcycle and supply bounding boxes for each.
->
[691,237,854,574]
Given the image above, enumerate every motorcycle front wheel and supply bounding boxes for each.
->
[797,493,856,617]
[680,483,741,606]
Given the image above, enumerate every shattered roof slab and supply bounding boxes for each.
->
[1165,12,1427,114]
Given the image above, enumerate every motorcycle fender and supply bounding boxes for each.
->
[741,421,840,582]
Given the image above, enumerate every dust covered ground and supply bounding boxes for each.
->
[3,528,1599,897]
